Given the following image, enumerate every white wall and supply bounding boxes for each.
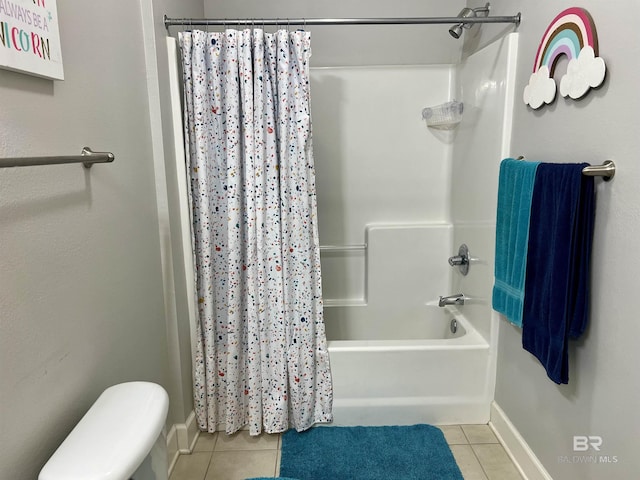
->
[0,1,200,478]
[466,2,640,478]
[204,0,465,66]
[311,66,453,304]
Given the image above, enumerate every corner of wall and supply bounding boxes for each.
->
[139,0,197,429]
[489,401,553,480]
[167,410,200,475]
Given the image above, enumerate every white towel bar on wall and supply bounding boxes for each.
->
[0,147,115,169]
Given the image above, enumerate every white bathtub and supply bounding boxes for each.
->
[324,305,492,426]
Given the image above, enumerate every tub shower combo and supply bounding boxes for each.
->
[164,5,522,437]
[312,32,521,426]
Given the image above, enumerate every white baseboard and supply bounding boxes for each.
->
[489,402,553,480]
[167,410,200,475]
[166,425,179,476]
[177,410,200,452]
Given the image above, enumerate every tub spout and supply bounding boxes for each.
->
[438,293,465,307]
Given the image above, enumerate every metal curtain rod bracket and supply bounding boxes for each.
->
[164,13,521,29]
[0,147,115,169]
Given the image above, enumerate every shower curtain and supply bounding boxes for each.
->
[178,29,333,435]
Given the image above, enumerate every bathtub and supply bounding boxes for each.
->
[324,305,492,426]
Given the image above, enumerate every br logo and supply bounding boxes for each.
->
[573,436,603,452]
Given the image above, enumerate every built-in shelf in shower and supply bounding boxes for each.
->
[323,299,367,308]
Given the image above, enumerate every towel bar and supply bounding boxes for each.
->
[0,147,115,169]
[517,157,616,181]
[582,160,615,181]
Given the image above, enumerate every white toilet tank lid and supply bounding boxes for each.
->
[39,382,169,480]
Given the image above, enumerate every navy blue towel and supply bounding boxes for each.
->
[522,163,595,384]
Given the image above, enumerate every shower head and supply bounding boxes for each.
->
[448,23,465,39]
[449,3,491,39]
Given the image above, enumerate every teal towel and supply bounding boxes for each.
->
[492,158,541,327]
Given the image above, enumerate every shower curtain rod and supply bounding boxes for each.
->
[164,14,521,29]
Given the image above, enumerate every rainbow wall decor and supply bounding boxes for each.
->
[523,7,606,109]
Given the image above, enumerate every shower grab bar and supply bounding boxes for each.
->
[0,147,115,169]
[164,14,521,29]
[320,244,367,252]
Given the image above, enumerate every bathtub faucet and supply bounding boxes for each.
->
[438,293,465,307]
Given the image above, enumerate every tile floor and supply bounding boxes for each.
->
[169,424,523,480]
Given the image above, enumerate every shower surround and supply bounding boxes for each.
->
[312,34,518,425]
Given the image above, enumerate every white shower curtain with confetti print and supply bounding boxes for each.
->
[179,29,333,435]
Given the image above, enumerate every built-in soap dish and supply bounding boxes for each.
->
[422,100,463,130]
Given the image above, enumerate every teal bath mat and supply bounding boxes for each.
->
[278,424,463,480]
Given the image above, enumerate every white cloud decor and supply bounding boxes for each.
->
[559,46,606,100]
[523,66,557,110]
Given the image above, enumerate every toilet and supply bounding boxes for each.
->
[39,382,169,480]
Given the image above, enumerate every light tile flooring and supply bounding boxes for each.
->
[170,424,523,480]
